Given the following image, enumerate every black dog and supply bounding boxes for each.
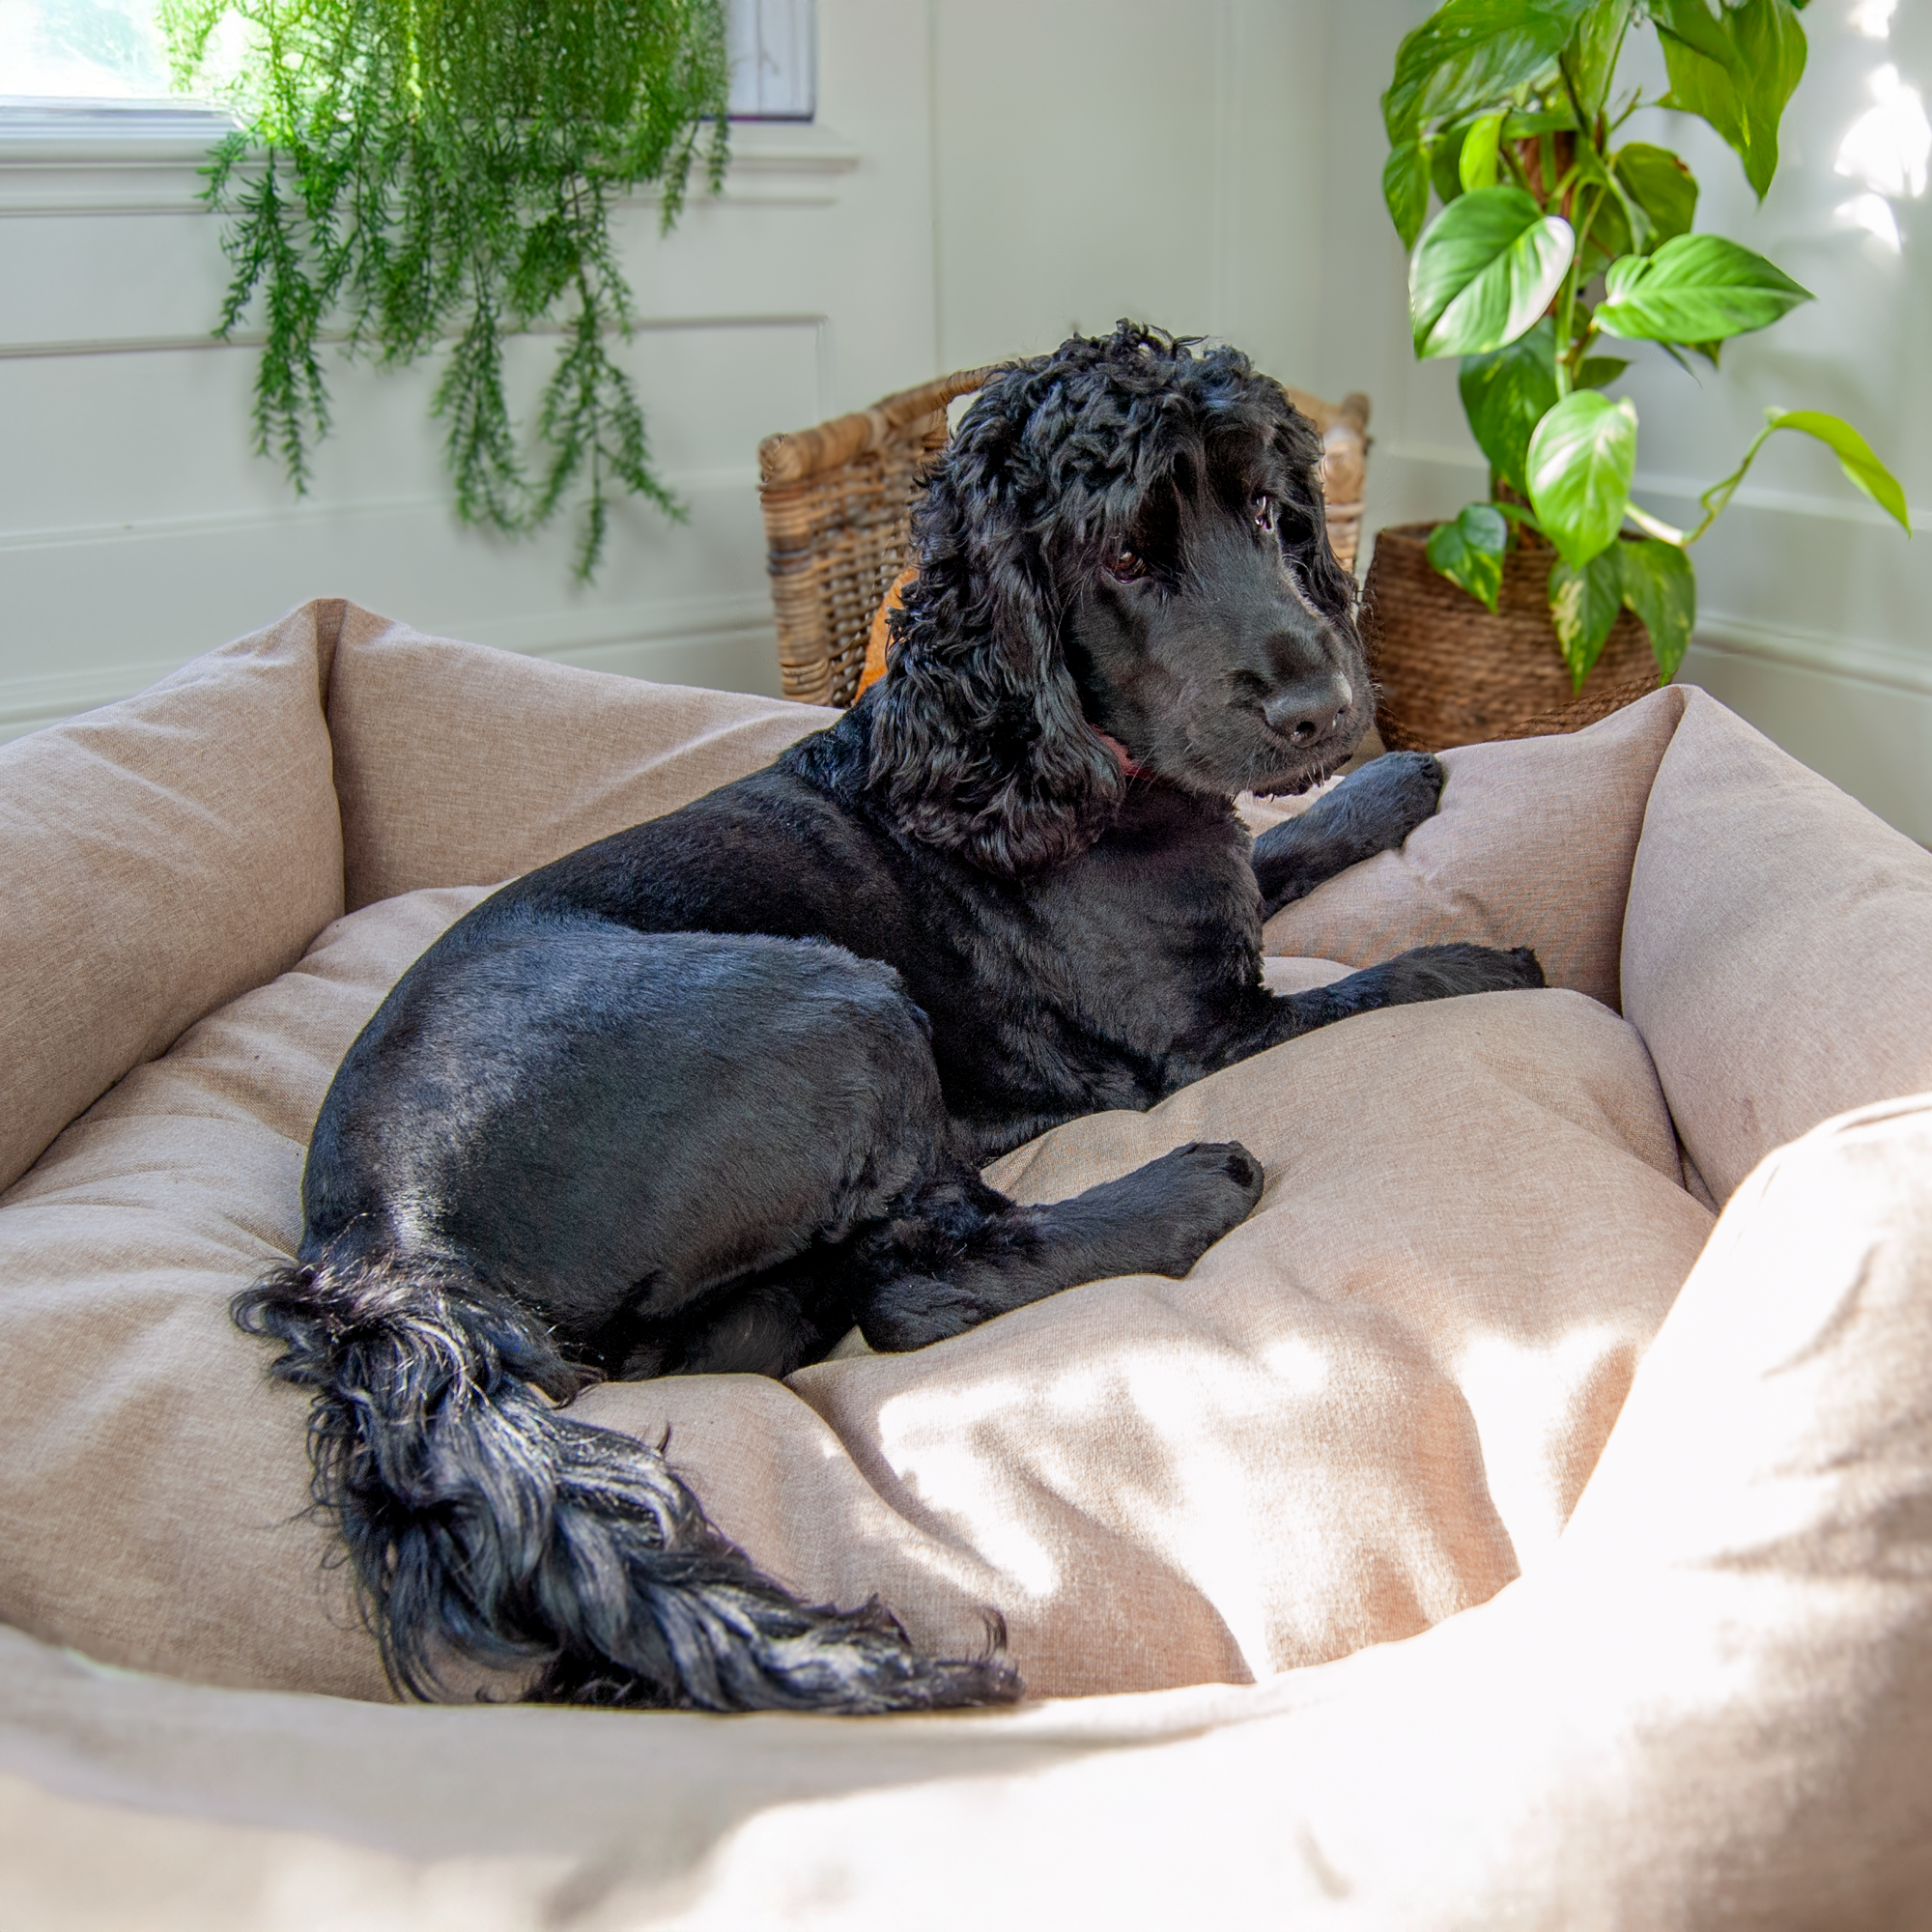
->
[239,324,1542,1716]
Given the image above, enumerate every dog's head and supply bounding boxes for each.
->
[866,322,1369,875]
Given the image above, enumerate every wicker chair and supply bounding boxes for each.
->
[757,371,1372,709]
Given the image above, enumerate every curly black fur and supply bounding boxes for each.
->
[239,323,1545,1717]
[869,326,1363,872]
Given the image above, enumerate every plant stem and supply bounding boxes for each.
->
[1624,502,1687,544]
[1622,413,1788,551]
[1683,417,1780,543]
[1551,185,1605,400]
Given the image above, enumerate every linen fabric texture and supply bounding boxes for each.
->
[3,601,1931,1926]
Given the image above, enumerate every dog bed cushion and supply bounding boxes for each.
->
[1622,691,1932,1203]
[0,612,344,1197]
[6,603,1929,1708]
[0,881,1710,1699]
[1,1093,1926,1930]
[1254,688,1688,1015]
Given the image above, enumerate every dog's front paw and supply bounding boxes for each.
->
[1252,752,1448,914]
[1339,750,1446,853]
[1133,1140,1266,1275]
[1383,942,1546,1001]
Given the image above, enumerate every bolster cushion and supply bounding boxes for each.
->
[0,599,347,1195]
[1621,688,1932,1203]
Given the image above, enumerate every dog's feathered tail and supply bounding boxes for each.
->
[235,1241,1020,1712]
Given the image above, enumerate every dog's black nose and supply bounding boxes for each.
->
[1263,674,1351,746]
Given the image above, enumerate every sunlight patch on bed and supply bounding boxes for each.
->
[875,1379,1062,1598]
[1456,1324,1629,1569]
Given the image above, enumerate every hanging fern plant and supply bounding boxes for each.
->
[161,0,731,579]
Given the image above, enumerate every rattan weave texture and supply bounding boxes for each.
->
[757,374,1373,709]
[756,369,991,707]
[1363,524,1661,753]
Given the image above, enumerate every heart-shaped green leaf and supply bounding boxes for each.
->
[1722,0,1807,199]
[1594,235,1811,344]
[1384,138,1431,250]
[1765,412,1913,533]
[1577,355,1630,389]
[1384,0,1590,142]
[1427,501,1512,612]
[1460,317,1559,496]
[1502,106,1580,138]
[1431,126,1471,207]
[1526,389,1637,567]
[1616,535,1696,680]
[1645,0,1737,75]
[1411,186,1575,358]
[1649,0,1805,201]
[1548,548,1627,689]
[1613,143,1698,250]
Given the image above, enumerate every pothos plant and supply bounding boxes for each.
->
[1383,0,1912,689]
[160,0,731,580]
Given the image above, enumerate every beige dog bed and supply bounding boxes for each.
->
[2,599,1929,1925]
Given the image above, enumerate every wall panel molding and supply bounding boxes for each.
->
[0,464,772,555]
[0,117,861,218]
[0,312,833,367]
[1692,611,1932,702]
[1374,439,1930,536]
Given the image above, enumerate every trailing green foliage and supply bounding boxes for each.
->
[1379,0,1910,690]
[162,0,731,580]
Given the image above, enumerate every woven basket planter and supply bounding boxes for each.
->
[1363,523,1662,752]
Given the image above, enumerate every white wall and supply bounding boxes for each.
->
[3,0,1927,838]
[926,0,1330,383]
[0,0,944,734]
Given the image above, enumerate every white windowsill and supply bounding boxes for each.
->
[720,119,858,173]
[0,96,240,159]
[0,100,860,215]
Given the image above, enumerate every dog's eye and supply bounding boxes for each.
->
[1105,548,1150,583]
[1251,493,1277,534]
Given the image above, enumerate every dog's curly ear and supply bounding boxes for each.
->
[866,406,1123,876]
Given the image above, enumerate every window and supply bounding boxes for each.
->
[726,0,815,121]
[3,0,816,122]
[1,0,175,100]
